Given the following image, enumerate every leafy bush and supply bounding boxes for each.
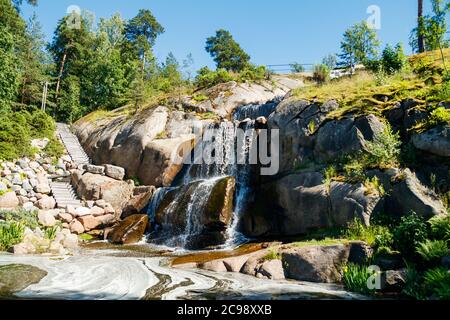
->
[0,109,57,161]
[429,215,450,242]
[290,63,305,73]
[0,209,39,230]
[194,67,234,89]
[363,176,385,196]
[435,81,450,102]
[44,226,59,241]
[313,64,330,83]
[423,267,450,300]
[342,263,377,295]
[238,65,267,82]
[28,109,56,139]
[426,107,450,128]
[393,213,429,260]
[0,221,25,252]
[416,240,448,266]
[43,137,65,159]
[380,43,407,74]
[364,124,401,169]
[403,264,426,300]
[345,218,393,247]
[323,165,338,188]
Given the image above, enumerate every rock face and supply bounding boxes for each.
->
[385,169,446,218]
[154,176,235,249]
[412,125,450,158]
[73,78,302,187]
[281,245,350,283]
[268,99,385,173]
[243,172,381,237]
[107,214,149,244]
[122,186,156,219]
[73,172,134,215]
[0,191,19,209]
[314,115,386,163]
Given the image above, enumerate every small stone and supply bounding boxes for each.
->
[63,234,79,249]
[22,180,32,192]
[29,161,40,170]
[36,196,56,210]
[69,220,85,234]
[23,202,34,209]
[104,203,115,215]
[90,206,105,216]
[16,159,29,169]
[29,178,38,188]
[66,205,77,216]
[17,189,28,197]
[104,165,125,180]
[12,174,23,185]
[61,223,69,229]
[38,211,56,227]
[61,155,72,163]
[0,191,19,209]
[78,215,100,231]
[58,213,74,224]
[95,199,107,208]
[34,183,51,194]
[97,214,115,226]
[85,165,105,175]
[75,207,91,217]
[85,200,95,208]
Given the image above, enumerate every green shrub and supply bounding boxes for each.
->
[429,214,450,242]
[343,156,366,181]
[0,109,57,161]
[29,109,56,139]
[192,94,209,102]
[323,165,338,188]
[380,43,407,75]
[393,213,429,260]
[435,81,450,102]
[364,124,401,169]
[313,64,330,83]
[345,218,393,248]
[194,67,235,88]
[423,267,450,300]
[238,65,267,82]
[0,221,25,252]
[426,107,450,128]
[44,226,58,241]
[342,263,378,295]
[363,176,385,196]
[43,137,65,159]
[0,209,39,230]
[416,240,449,264]
[403,264,426,300]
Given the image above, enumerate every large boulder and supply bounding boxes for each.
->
[243,172,381,237]
[104,164,125,180]
[412,125,450,158]
[73,172,134,215]
[385,169,446,218]
[281,244,350,283]
[268,100,338,173]
[314,115,386,162]
[107,214,149,244]
[154,176,235,249]
[137,135,194,187]
[0,191,19,209]
[122,186,156,218]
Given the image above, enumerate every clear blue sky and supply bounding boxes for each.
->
[20,0,441,71]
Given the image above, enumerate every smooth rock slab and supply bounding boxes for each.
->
[0,264,47,298]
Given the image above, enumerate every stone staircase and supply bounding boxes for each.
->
[51,123,90,208]
[56,123,90,166]
[50,181,83,208]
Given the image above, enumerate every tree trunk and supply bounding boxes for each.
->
[418,0,425,53]
[55,45,69,100]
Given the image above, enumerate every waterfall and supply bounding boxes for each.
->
[147,100,280,250]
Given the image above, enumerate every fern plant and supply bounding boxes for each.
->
[423,267,450,300]
[416,240,449,264]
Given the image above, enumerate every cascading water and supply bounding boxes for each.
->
[146,100,280,250]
